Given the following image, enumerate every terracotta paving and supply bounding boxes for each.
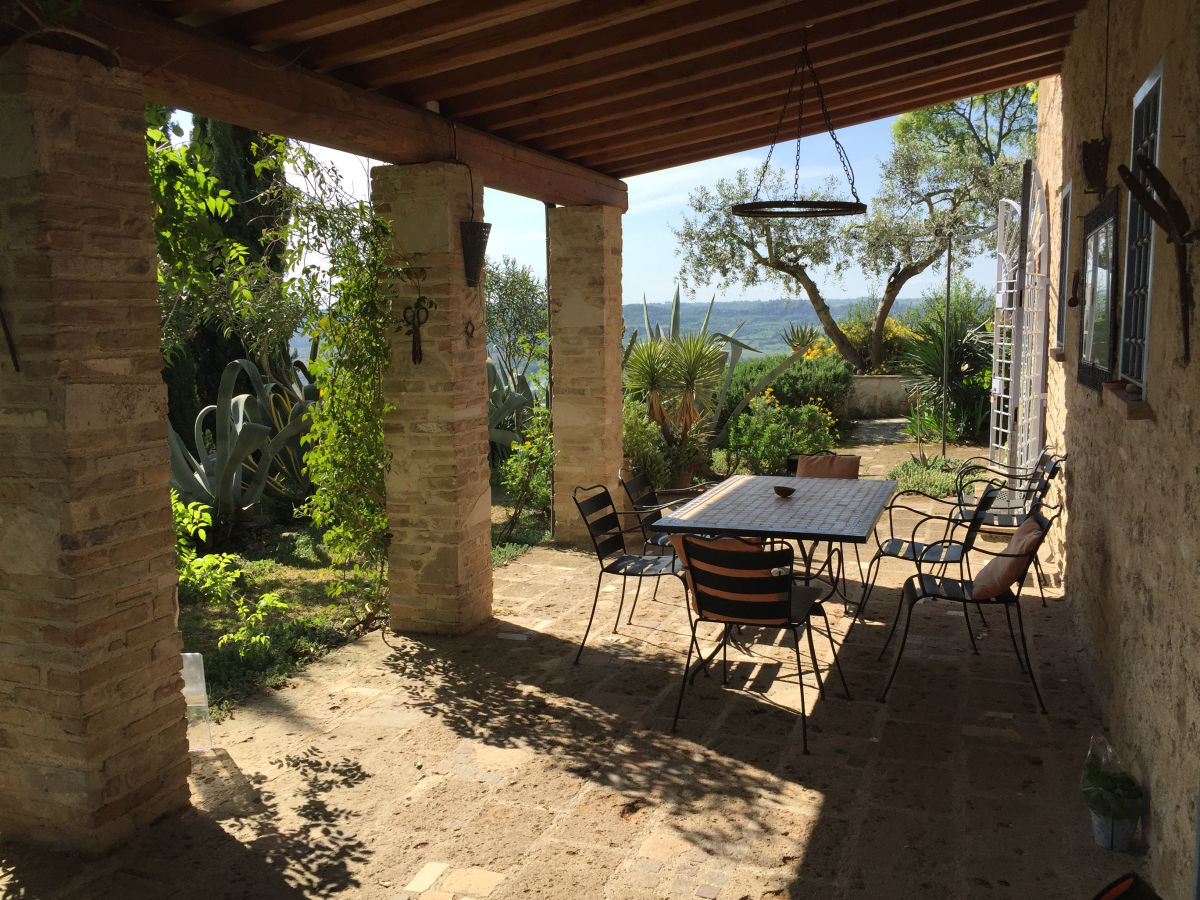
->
[0,436,1148,898]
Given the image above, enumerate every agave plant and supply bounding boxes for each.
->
[169,359,317,533]
[487,355,538,461]
[780,322,821,354]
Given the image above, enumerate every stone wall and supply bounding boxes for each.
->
[849,375,911,419]
[374,163,493,635]
[547,206,624,545]
[0,47,188,850]
[1038,0,1200,894]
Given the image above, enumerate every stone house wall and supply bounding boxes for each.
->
[1038,0,1200,893]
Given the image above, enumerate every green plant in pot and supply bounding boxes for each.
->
[1081,740,1145,852]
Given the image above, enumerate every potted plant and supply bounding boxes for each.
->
[1081,741,1145,851]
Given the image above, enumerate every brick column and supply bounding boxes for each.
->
[0,47,188,851]
[373,162,493,634]
[546,206,624,544]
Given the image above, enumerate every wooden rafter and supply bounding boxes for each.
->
[73,1,626,208]
[76,0,1086,184]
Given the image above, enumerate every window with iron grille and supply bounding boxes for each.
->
[1055,183,1071,349]
[1118,65,1162,392]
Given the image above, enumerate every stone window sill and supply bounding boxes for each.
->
[1102,381,1155,421]
[1049,347,1066,362]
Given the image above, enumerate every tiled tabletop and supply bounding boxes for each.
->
[655,475,896,543]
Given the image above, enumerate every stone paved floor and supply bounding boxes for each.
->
[0,447,1148,899]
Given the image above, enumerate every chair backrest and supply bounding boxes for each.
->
[681,535,795,626]
[960,481,1004,550]
[971,504,1061,600]
[618,466,663,530]
[794,452,861,479]
[573,485,627,565]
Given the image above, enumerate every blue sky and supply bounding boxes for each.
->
[299,115,995,305]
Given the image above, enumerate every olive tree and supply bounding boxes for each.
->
[674,85,1035,372]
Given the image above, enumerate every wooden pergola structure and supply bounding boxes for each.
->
[0,0,1085,857]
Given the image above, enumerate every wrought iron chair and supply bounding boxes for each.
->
[877,502,1062,713]
[572,484,685,664]
[671,535,849,753]
[858,481,1004,622]
[618,465,716,556]
[953,450,1064,604]
[791,452,863,603]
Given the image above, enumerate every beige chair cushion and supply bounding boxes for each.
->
[795,454,861,479]
[971,516,1044,600]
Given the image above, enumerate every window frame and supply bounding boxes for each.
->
[1116,60,1164,395]
[1077,188,1120,391]
[1055,181,1072,350]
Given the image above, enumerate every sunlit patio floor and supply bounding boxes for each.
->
[1,493,1150,898]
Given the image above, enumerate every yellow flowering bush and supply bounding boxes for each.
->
[726,389,838,475]
[804,315,914,373]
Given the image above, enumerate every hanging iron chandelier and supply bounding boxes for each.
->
[732,30,866,220]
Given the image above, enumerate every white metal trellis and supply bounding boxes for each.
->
[1015,165,1051,470]
[990,161,1050,472]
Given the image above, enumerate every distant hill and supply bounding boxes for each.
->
[622,297,921,356]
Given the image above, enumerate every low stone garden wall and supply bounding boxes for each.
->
[849,375,911,418]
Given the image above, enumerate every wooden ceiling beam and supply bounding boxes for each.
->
[294,0,571,71]
[71,1,627,208]
[446,0,1072,122]
[173,0,274,25]
[207,0,430,46]
[604,62,1061,178]
[430,0,940,115]
[574,57,1062,170]
[341,0,795,92]
[525,34,1067,153]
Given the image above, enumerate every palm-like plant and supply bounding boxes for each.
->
[899,309,991,440]
[666,332,725,438]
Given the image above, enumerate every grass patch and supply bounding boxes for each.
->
[491,517,550,567]
[887,455,963,497]
[178,523,364,720]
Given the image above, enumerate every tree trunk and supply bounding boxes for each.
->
[782,261,866,372]
[869,251,946,369]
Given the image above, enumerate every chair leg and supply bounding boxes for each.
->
[879,594,919,702]
[805,621,825,699]
[575,572,604,664]
[960,601,980,654]
[1033,556,1048,607]
[626,576,645,626]
[671,619,700,731]
[1002,603,1028,674]
[1013,601,1047,713]
[652,575,661,601]
[963,556,989,629]
[857,553,882,623]
[613,577,628,633]
[789,626,809,755]
[814,604,852,700]
[876,589,907,662]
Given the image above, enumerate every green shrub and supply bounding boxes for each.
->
[886,456,963,497]
[622,399,670,488]
[901,405,964,444]
[720,354,854,436]
[726,391,837,475]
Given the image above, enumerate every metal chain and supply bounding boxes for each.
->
[793,63,805,201]
[751,48,804,203]
[802,40,861,204]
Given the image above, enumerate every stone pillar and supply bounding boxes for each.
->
[373,162,493,634]
[0,47,188,851]
[546,206,624,544]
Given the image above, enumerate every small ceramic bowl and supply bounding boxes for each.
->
[773,485,796,498]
